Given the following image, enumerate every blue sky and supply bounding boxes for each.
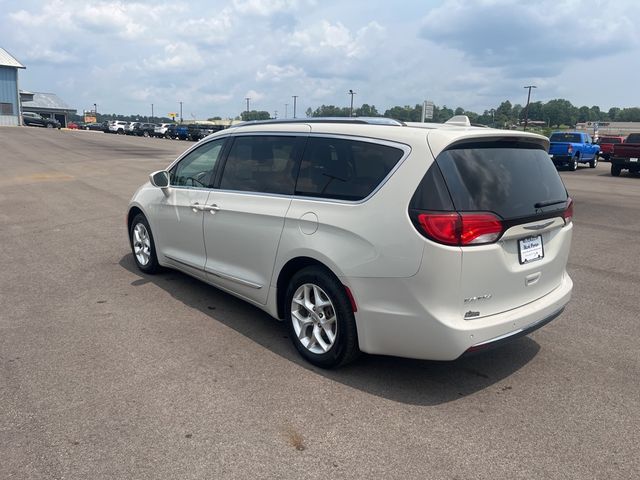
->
[1,0,639,119]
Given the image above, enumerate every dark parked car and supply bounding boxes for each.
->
[84,122,104,131]
[22,112,60,129]
[131,123,158,137]
[187,123,224,141]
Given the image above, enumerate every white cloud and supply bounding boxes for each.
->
[256,64,305,82]
[233,0,315,16]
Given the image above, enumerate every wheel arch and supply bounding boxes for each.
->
[275,256,347,320]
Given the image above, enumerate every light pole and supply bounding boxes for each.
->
[285,103,288,118]
[348,89,356,117]
[292,95,298,119]
[490,108,495,127]
[179,101,183,123]
[523,85,537,131]
[151,103,154,122]
[245,97,250,118]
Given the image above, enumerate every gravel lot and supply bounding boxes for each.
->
[1,127,638,479]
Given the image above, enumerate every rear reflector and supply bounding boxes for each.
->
[416,212,503,246]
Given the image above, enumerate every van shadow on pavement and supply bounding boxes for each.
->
[120,254,540,406]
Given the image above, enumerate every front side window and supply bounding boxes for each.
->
[296,137,404,201]
[219,136,301,195]
[170,138,225,188]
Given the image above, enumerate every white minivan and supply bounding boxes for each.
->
[127,117,573,368]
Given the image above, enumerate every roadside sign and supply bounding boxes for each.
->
[422,100,434,122]
[168,113,177,119]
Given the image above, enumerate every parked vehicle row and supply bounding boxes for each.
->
[99,120,225,141]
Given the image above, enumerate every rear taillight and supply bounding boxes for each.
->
[567,144,573,154]
[416,212,503,246]
[563,197,574,224]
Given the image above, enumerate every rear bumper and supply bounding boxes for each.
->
[345,272,573,361]
[461,306,564,356]
[549,154,574,166]
[611,157,640,167]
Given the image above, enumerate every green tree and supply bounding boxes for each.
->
[240,110,271,121]
[355,104,380,117]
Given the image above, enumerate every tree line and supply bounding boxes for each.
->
[301,100,640,127]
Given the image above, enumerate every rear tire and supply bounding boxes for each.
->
[46,123,53,128]
[611,164,621,177]
[284,267,360,368]
[571,156,579,171]
[589,155,598,168]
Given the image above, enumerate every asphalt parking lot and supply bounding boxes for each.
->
[1,127,638,479]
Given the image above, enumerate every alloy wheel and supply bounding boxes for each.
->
[290,283,338,354]
[132,223,151,266]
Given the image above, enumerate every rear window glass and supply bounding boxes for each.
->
[599,137,622,144]
[550,133,581,143]
[296,137,404,201]
[435,141,568,219]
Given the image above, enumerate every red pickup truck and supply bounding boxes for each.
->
[597,135,625,161]
[611,133,640,176]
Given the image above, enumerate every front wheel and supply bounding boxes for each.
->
[589,155,598,168]
[611,164,621,177]
[129,214,160,273]
[46,123,53,128]
[285,267,360,368]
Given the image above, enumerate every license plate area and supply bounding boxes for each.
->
[518,235,544,264]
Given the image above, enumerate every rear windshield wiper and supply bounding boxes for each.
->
[534,199,566,209]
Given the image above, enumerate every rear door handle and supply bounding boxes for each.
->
[203,204,221,214]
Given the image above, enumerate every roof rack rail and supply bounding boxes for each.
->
[239,117,405,127]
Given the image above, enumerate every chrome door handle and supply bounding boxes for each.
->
[203,204,221,214]
[190,202,205,213]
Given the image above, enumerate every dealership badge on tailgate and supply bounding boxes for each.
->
[519,235,544,264]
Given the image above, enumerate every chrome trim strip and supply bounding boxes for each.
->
[204,267,263,289]
[523,220,555,231]
[164,254,203,270]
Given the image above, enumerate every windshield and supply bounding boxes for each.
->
[549,133,581,143]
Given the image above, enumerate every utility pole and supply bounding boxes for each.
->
[292,95,298,118]
[245,97,250,117]
[348,89,356,117]
[179,101,183,123]
[285,103,288,118]
[274,110,278,119]
[523,85,537,131]
[151,103,154,122]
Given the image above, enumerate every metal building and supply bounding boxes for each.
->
[20,91,77,127]
[0,47,25,127]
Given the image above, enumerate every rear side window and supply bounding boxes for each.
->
[435,141,568,219]
[296,137,404,201]
[219,136,301,195]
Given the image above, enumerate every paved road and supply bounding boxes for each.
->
[1,127,638,479]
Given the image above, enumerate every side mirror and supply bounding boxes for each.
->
[149,170,169,188]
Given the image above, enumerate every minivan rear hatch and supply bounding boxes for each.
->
[413,137,573,319]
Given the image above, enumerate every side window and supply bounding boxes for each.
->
[169,138,225,188]
[296,137,405,201]
[219,136,300,195]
